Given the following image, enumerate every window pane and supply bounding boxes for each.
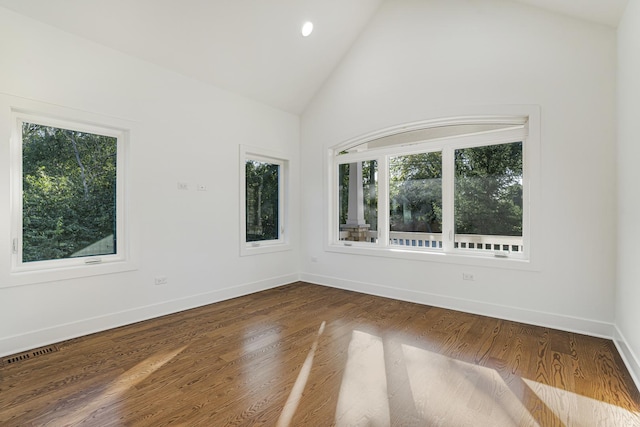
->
[454,141,523,252]
[389,152,442,248]
[338,160,377,242]
[22,122,117,262]
[246,160,280,242]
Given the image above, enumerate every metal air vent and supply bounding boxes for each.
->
[1,345,59,367]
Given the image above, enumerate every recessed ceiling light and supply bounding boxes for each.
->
[301,21,314,37]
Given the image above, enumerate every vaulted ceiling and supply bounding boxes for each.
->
[513,0,628,28]
[0,0,628,114]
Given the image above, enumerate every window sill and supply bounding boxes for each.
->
[325,243,538,271]
[240,242,292,257]
[4,260,138,288]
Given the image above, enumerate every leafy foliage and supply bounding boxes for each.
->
[338,142,523,238]
[22,122,117,262]
[245,160,279,242]
[390,152,442,233]
[455,142,523,236]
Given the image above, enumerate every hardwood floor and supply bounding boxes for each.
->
[1,282,639,426]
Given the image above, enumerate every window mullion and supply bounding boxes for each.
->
[521,136,530,258]
[441,146,455,252]
[377,156,389,247]
[12,119,25,267]
[279,161,285,240]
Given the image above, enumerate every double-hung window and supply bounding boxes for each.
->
[240,145,290,255]
[10,111,129,279]
[328,113,538,264]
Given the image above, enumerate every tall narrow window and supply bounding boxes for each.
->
[246,160,280,242]
[11,112,128,275]
[389,152,442,248]
[240,146,289,255]
[338,160,378,243]
[454,142,523,253]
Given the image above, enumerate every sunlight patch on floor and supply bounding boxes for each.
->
[276,321,326,427]
[402,344,538,426]
[56,345,187,425]
[237,319,282,358]
[522,378,640,426]
[335,330,390,427]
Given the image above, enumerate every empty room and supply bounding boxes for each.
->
[1,0,639,425]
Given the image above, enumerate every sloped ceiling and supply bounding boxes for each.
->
[513,0,628,27]
[0,0,383,114]
[0,0,628,114]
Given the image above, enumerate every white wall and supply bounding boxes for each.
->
[301,0,617,335]
[616,0,640,387]
[0,7,300,356]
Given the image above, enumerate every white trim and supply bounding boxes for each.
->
[300,273,614,339]
[335,115,529,154]
[239,145,291,256]
[377,156,390,247]
[614,326,640,393]
[442,146,454,252]
[4,98,138,287]
[336,126,527,163]
[324,241,535,270]
[0,273,299,358]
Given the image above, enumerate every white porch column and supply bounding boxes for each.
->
[341,162,370,241]
[346,162,366,226]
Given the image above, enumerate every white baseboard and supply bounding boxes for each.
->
[300,273,615,339]
[7,272,637,394]
[0,273,299,358]
[301,274,640,393]
[613,326,640,393]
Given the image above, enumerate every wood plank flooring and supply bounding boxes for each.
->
[1,282,639,426]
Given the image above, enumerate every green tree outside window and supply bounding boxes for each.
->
[22,122,117,262]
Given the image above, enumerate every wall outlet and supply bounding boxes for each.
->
[177,182,188,190]
[462,273,474,281]
[197,184,207,191]
[155,276,168,285]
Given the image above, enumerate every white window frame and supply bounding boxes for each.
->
[326,108,540,270]
[239,145,290,256]
[7,105,135,287]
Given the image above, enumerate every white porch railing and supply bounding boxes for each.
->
[340,230,523,254]
[388,231,442,249]
[389,231,523,253]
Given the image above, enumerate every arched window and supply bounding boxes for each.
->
[327,109,540,266]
